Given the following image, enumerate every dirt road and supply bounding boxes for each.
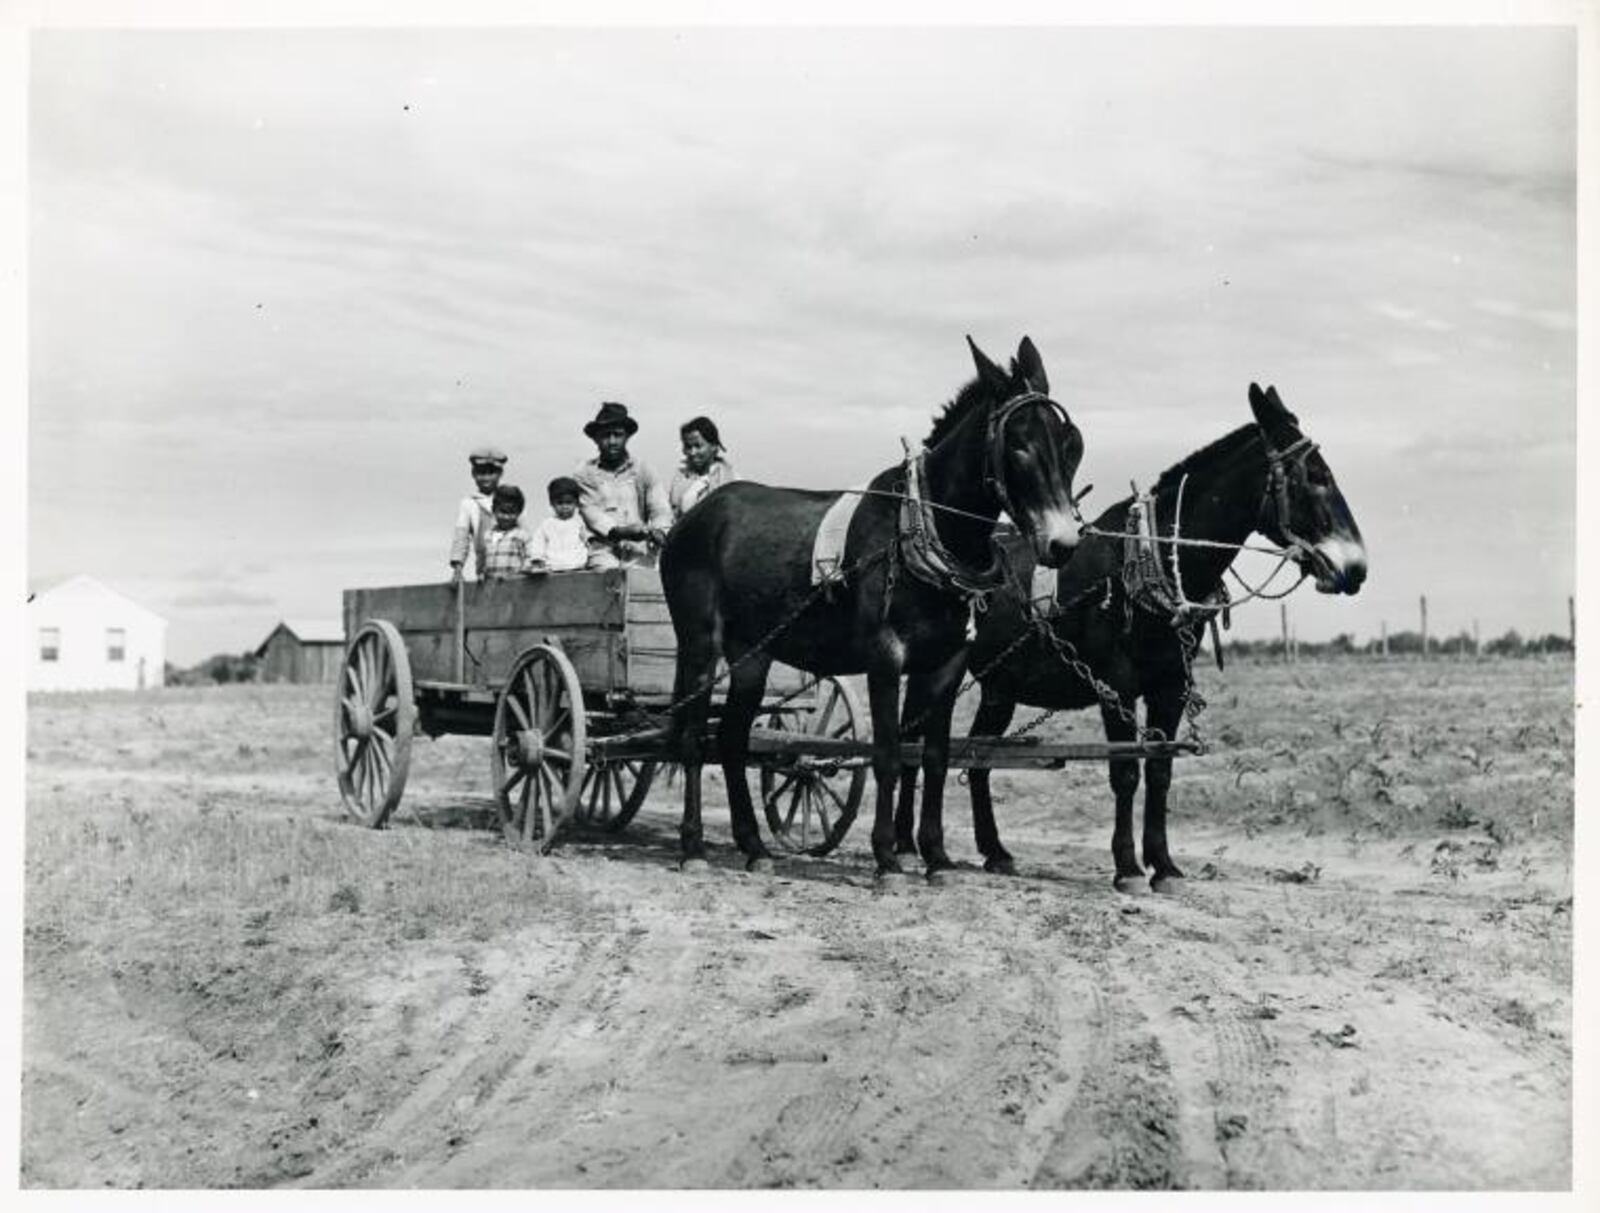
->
[21,665,1574,1188]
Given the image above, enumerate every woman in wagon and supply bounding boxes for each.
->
[573,401,672,569]
[448,444,508,586]
[668,414,736,522]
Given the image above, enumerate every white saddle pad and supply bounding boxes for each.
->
[811,489,864,585]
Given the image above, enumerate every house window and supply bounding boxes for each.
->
[39,627,60,662]
[107,628,126,662]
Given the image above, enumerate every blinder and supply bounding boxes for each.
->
[983,390,1077,521]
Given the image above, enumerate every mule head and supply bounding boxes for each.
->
[1248,383,1368,595]
[968,335,1085,568]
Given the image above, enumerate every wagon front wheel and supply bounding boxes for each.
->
[760,676,867,856]
[334,620,415,828]
[492,644,587,851]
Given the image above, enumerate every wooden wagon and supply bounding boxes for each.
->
[335,567,1200,857]
[335,568,872,853]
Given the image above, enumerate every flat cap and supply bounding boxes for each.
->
[468,445,508,467]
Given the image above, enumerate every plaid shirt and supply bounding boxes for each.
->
[482,525,533,580]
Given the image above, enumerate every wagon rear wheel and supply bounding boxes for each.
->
[492,644,587,851]
[573,759,659,832]
[334,620,415,828]
[760,676,867,856]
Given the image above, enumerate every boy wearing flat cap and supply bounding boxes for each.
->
[573,403,671,569]
[449,445,508,585]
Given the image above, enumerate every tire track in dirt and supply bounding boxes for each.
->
[413,917,705,1187]
[304,926,648,1187]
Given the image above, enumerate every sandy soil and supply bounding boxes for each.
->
[21,662,1575,1189]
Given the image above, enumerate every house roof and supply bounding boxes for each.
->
[256,618,345,655]
[27,574,167,624]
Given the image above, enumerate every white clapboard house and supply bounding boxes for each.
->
[27,575,167,692]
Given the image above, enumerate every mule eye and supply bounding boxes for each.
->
[1306,463,1331,487]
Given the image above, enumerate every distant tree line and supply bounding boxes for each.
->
[165,651,262,686]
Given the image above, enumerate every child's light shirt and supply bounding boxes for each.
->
[482,526,534,580]
[450,491,495,577]
[528,514,590,572]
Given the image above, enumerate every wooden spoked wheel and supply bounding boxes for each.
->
[760,676,868,856]
[572,759,660,832]
[492,644,587,851]
[334,620,416,828]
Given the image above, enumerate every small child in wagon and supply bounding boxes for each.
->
[526,476,590,573]
[481,485,536,580]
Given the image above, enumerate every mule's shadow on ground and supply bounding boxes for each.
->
[375,792,1113,897]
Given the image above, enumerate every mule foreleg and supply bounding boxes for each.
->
[1099,699,1146,893]
[912,649,969,877]
[1140,685,1187,892]
[968,691,1018,874]
[718,647,776,872]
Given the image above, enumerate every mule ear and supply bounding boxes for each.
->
[1248,382,1279,427]
[1014,336,1049,394]
[1250,382,1302,443]
[967,335,1010,396]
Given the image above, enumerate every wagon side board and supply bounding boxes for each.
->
[343,568,807,699]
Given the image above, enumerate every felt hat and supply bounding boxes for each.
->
[583,401,639,439]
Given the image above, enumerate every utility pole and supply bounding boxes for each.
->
[1380,620,1389,658]
[1420,595,1430,661]
[1281,603,1291,664]
[1473,619,1481,659]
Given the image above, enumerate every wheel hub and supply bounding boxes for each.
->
[516,728,544,766]
[348,702,373,738]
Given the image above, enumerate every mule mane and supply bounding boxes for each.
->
[924,375,995,449]
[1152,423,1262,494]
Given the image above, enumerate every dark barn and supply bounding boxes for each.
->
[254,619,345,684]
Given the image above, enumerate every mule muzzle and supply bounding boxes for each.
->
[1301,537,1368,595]
[1032,522,1081,569]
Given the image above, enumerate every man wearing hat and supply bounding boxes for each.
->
[449,445,508,586]
[573,402,671,569]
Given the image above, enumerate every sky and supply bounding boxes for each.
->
[20,20,1579,664]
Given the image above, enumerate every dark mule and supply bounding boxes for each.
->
[660,337,1085,876]
[894,382,1367,892]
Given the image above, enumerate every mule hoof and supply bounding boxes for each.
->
[925,866,954,887]
[747,855,775,876]
[983,857,1017,877]
[1151,874,1185,896]
[680,856,711,874]
[1113,874,1151,897]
